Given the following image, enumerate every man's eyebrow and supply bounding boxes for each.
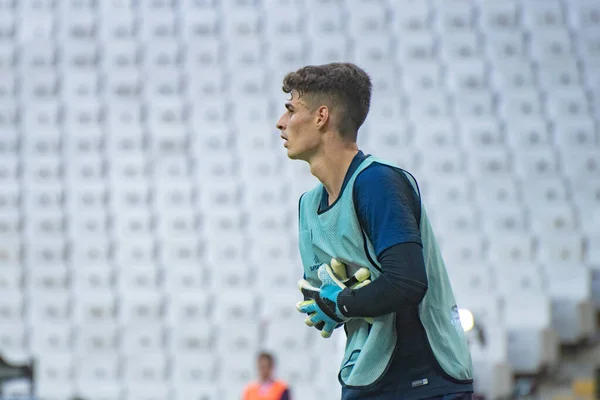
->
[285,103,294,111]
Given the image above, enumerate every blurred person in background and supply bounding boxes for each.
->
[242,352,291,400]
[276,63,473,400]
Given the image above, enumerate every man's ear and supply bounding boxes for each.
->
[315,105,330,130]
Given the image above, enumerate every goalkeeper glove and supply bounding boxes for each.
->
[297,259,371,338]
[301,259,372,332]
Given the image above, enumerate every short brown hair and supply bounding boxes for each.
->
[282,63,372,141]
[258,351,275,366]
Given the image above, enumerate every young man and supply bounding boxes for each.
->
[275,63,474,400]
[242,352,291,400]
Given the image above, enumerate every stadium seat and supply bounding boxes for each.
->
[74,323,119,355]
[170,353,218,392]
[500,88,543,120]
[505,116,551,149]
[420,147,464,177]
[0,322,27,359]
[99,9,136,40]
[27,264,69,294]
[0,265,21,292]
[521,177,570,206]
[466,147,512,177]
[503,291,560,373]
[119,291,165,324]
[308,33,349,64]
[213,289,258,323]
[122,323,165,356]
[267,36,307,73]
[158,237,203,268]
[513,146,560,178]
[484,31,526,64]
[75,381,122,400]
[392,1,430,34]
[24,237,68,267]
[0,209,21,239]
[530,27,573,62]
[464,294,513,400]
[19,40,57,69]
[522,0,564,31]
[0,154,19,182]
[0,70,19,100]
[553,117,598,149]
[172,386,221,400]
[408,89,451,119]
[30,323,72,357]
[165,292,211,326]
[0,42,15,70]
[153,180,195,210]
[220,352,255,400]
[59,41,99,70]
[473,175,520,205]
[413,118,456,149]
[73,289,117,325]
[155,208,199,240]
[21,99,61,131]
[539,233,584,266]
[435,2,474,34]
[561,148,600,178]
[439,31,481,62]
[440,233,486,267]
[570,178,600,232]
[543,265,596,344]
[481,205,529,235]
[73,265,114,294]
[57,9,96,41]
[529,203,578,234]
[139,8,177,40]
[167,322,214,358]
[226,37,264,69]
[401,61,441,95]
[216,322,260,356]
[123,353,168,388]
[538,58,581,89]
[34,353,75,400]
[546,88,591,120]
[117,264,160,294]
[22,129,62,157]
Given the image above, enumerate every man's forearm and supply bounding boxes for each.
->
[337,242,428,318]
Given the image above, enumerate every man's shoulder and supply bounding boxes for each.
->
[355,160,416,191]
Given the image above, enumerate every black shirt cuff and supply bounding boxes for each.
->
[337,287,356,318]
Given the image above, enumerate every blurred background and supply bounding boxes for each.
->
[0,0,599,399]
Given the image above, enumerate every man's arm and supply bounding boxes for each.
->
[337,163,428,318]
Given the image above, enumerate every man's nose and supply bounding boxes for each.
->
[276,115,285,131]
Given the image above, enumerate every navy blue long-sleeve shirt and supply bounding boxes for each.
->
[317,151,473,400]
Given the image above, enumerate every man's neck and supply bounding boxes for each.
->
[309,141,359,206]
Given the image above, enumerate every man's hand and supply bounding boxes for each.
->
[296,259,371,338]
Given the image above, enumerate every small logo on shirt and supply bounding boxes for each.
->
[450,305,462,329]
[313,254,320,264]
[411,378,429,388]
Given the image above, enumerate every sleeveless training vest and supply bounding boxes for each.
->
[298,156,473,388]
[243,380,288,400]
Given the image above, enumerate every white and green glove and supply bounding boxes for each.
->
[296,259,372,338]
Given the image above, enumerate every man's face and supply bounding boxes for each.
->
[258,357,273,381]
[275,91,322,161]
